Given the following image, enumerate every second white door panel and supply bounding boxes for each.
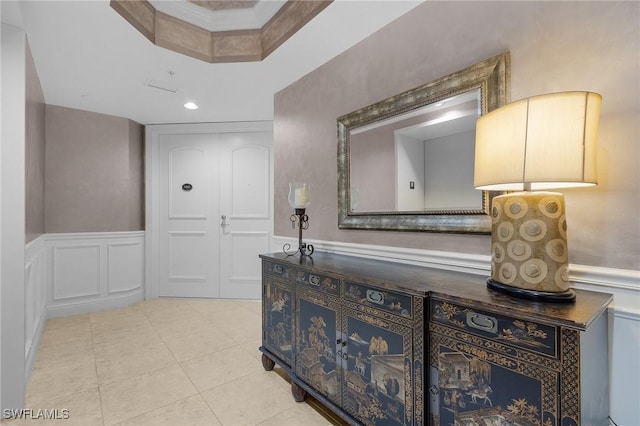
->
[230,145,270,218]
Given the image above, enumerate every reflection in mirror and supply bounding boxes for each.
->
[350,89,481,213]
[337,52,510,233]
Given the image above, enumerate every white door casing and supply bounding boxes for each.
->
[146,122,273,300]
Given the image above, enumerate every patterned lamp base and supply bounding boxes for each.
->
[488,191,576,303]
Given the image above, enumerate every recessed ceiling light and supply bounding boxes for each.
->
[184,102,198,110]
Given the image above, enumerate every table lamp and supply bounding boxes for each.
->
[474,91,602,302]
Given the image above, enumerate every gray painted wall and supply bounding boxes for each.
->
[44,105,144,233]
[274,1,640,270]
[25,41,45,243]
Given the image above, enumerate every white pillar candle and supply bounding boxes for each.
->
[294,187,307,207]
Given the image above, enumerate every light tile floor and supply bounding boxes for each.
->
[3,299,345,426]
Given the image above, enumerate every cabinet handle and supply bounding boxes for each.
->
[467,312,498,333]
[342,352,348,360]
[274,265,283,274]
[366,290,385,305]
[428,385,439,396]
[309,275,320,286]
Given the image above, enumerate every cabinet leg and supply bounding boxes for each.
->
[291,382,307,402]
[261,354,275,371]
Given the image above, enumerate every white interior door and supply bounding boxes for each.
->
[218,131,273,299]
[151,123,273,299]
[158,133,220,298]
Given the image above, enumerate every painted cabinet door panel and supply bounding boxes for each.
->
[295,292,342,406]
[342,309,413,426]
[428,299,561,425]
[263,275,293,367]
[429,332,557,425]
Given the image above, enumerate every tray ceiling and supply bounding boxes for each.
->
[111,0,332,63]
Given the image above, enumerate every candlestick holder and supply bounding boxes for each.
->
[283,208,314,257]
[283,182,313,257]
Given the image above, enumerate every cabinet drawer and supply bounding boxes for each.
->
[344,281,413,319]
[294,269,340,296]
[263,260,294,279]
[430,299,557,357]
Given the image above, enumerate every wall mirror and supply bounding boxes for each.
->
[337,53,510,233]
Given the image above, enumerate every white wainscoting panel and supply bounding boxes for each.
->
[107,241,145,293]
[46,232,145,318]
[52,244,101,300]
[271,235,640,425]
[24,235,48,383]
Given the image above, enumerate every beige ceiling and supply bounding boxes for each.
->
[111,0,332,63]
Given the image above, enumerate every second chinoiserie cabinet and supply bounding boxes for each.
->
[259,252,612,426]
[428,293,611,426]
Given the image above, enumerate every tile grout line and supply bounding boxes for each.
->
[88,312,107,426]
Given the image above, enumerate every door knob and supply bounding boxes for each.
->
[221,215,229,228]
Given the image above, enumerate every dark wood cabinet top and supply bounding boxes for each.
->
[260,251,612,331]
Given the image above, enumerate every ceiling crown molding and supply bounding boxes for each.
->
[110,0,333,63]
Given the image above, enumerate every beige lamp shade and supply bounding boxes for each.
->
[474,91,601,190]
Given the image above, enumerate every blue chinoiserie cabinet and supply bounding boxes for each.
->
[259,252,612,426]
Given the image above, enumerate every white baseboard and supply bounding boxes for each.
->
[45,290,144,318]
